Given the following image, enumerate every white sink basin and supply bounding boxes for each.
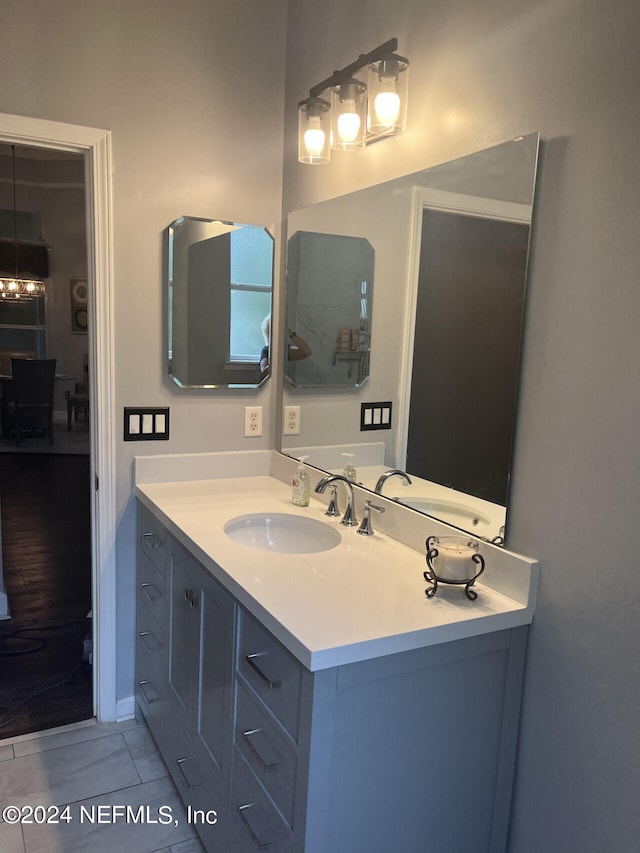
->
[224,512,342,554]
[391,496,491,527]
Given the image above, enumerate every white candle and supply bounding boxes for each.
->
[433,538,478,581]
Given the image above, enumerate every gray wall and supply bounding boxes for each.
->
[0,0,287,700]
[283,1,640,851]
[1,0,638,848]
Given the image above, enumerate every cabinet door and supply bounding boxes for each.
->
[167,541,201,727]
[196,568,236,796]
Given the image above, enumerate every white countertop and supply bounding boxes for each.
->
[136,475,534,671]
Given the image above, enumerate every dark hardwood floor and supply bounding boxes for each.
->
[0,452,93,740]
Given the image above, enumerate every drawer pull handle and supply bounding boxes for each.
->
[139,582,160,602]
[138,680,159,704]
[176,756,202,791]
[142,532,163,550]
[245,654,281,689]
[237,803,272,850]
[242,729,279,773]
[138,631,160,652]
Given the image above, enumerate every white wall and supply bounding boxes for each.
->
[283,1,640,851]
[0,0,287,699]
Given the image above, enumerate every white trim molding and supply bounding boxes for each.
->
[395,186,532,470]
[0,112,117,722]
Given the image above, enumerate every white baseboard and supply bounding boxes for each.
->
[116,695,135,722]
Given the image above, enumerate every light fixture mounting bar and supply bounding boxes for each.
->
[308,37,398,98]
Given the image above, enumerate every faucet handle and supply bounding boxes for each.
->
[357,501,385,536]
[324,485,341,517]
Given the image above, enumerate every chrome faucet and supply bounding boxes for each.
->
[374,469,412,494]
[314,475,358,526]
[357,501,385,536]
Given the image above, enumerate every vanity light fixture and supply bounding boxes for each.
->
[297,37,409,165]
[0,144,49,300]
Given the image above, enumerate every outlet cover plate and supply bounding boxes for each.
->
[283,405,301,435]
[244,406,263,437]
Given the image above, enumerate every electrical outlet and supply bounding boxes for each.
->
[283,405,301,435]
[244,406,263,437]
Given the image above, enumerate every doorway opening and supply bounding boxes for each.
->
[0,143,93,738]
[0,111,117,734]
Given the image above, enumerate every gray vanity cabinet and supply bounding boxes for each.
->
[166,538,236,801]
[136,503,527,853]
[135,505,169,743]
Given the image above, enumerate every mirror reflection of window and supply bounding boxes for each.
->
[167,216,274,389]
[229,228,273,364]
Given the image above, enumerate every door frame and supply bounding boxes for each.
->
[0,112,117,721]
[396,186,532,471]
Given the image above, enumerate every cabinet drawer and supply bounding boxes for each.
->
[136,599,166,680]
[136,646,164,742]
[232,747,292,853]
[236,679,297,827]
[138,551,166,630]
[164,700,209,806]
[138,503,168,574]
[238,610,302,740]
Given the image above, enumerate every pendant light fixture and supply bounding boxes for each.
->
[298,38,409,165]
[0,145,49,300]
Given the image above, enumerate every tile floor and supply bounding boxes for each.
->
[0,718,206,853]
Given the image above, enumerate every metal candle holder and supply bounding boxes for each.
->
[423,535,485,601]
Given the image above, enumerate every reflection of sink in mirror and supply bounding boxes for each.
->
[224,513,341,554]
[391,496,491,529]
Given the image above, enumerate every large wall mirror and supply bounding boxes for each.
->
[167,216,274,388]
[280,133,540,544]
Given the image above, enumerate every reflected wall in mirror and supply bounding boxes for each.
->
[285,231,374,388]
[167,216,274,388]
[281,133,540,543]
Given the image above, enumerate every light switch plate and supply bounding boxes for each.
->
[124,407,170,440]
[360,401,392,431]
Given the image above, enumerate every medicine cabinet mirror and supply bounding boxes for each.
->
[280,133,540,544]
[167,216,274,389]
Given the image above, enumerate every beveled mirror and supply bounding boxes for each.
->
[280,133,540,544]
[167,216,274,389]
[285,230,374,389]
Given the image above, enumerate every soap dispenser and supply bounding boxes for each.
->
[292,456,311,507]
[342,453,357,482]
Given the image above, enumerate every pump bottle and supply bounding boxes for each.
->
[292,456,311,506]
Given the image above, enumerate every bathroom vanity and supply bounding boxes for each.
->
[134,456,537,853]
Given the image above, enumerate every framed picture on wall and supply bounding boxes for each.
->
[70,278,88,334]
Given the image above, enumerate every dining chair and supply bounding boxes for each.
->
[66,356,89,430]
[9,358,57,446]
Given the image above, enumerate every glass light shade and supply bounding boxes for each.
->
[0,277,46,300]
[330,78,366,151]
[367,55,409,136]
[298,97,331,164]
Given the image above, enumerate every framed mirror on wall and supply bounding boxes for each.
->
[280,133,540,544]
[167,216,274,389]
